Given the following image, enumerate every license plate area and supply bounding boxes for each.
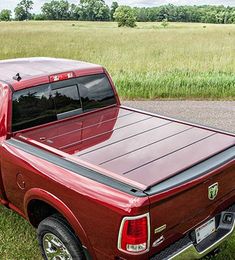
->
[195,218,216,244]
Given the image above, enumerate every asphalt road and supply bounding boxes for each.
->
[122,101,235,133]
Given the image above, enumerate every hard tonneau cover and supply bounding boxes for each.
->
[16,106,235,191]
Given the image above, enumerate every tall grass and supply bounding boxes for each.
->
[0,21,234,99]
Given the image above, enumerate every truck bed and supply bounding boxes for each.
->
[16,106,235,190]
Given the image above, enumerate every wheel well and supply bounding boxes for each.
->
[27,199,92,259]
[27,199,59,227]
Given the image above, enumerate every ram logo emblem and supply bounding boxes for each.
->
[208,183,218,200]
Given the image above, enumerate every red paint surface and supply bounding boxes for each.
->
[0,58,234,259]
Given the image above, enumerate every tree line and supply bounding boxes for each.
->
[0,0,235,24]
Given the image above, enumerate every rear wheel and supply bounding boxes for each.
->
[37,214,85,260]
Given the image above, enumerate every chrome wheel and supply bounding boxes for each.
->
[43,233,72,260]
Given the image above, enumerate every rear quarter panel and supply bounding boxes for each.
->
[1,141,150,259]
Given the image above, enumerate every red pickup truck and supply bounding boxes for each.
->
[0,57,234,260]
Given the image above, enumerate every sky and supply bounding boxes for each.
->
[0,0,235,13]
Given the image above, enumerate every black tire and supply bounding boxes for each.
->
[37,214,85,260]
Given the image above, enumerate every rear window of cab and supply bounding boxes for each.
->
[12,73,116,132]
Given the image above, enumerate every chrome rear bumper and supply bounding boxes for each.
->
[173,213,235,259]
[151,204,235,260]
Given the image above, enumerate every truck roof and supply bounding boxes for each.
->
[0,57,102,91]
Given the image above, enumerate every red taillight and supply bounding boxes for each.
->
[118,214,150,254]
[49,72,74,82]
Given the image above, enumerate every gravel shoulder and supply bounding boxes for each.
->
[122,101,235,133]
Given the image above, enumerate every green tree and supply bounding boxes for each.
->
[41,0,70,20]
[12,2,235,23]
[114,6,137,27]
[69,4,77,20]
[79,0,110,21]
[131,5,235,24]
[14,0,34,21]
[161,18,169,28]
[0,9,12,21]
[15,5,27,21]
[33,13,45,20]
[110,2,119,20]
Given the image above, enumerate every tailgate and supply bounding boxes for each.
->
[147,147,235,254]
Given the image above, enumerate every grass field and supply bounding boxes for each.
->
[0,21,234,99]
[0,21,235,259]
[0,206,41,259]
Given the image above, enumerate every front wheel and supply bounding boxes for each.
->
[37,214,85,260]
